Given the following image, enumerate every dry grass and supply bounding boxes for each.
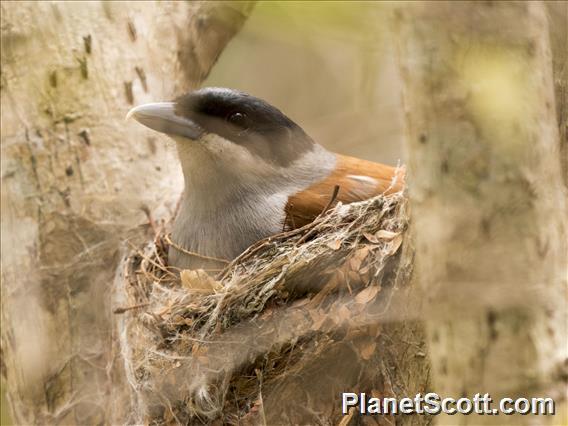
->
[114,190,408,424]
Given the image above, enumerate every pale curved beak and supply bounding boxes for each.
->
[126,102,203,140]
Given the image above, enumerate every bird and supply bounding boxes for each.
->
[127,87,404,270]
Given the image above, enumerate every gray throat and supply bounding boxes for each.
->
[168,190,288,270]
[168,144,336,270]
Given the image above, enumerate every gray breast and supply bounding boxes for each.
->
[168,192,288,271]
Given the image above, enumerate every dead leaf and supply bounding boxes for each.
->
[363,232,379,243]
[180,269,222,294]
[310,309,327,331]
[360,341,376,360]
[376,230,399,240]
[350,246,370,270]
[354,286,380,304]
[337,304,351,323]
[367,323,382,338]
[326,238,342,250]
[387,235,403,255]
[307,279,336,308]
[347,271,361,284]
[290,297,311,309]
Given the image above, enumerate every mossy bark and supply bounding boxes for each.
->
[0,2,254,424]
[395,2,567,425]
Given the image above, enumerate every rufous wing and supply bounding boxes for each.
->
[285,154,405,228]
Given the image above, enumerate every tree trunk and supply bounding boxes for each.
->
[395,1,567,424]
[545,1,568,187]
[0,1,254,424]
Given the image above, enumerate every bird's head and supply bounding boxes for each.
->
[127,87,401,266]
[127,88,327,195]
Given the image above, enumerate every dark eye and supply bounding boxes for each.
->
[228,112,247,126]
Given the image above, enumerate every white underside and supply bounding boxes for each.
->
[169,136,336,270]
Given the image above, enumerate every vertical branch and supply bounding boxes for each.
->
[175,1,256,92]
[395,2,567,424]
[0,2,255,424]
[545,1,568,187]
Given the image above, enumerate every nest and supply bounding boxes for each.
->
[114,191,409,425]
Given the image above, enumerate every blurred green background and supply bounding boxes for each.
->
[204,1,404,165]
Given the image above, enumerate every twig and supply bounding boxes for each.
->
[318,184,340,219]
[380,162,405,196]
[127,240,177,278]
[140,204,160,236]
[113,303,149,314]
[216,220,320,280]
[217,187,341,280]
[295,185,340,246]
[164,234,230,265]
[338,407,356,426]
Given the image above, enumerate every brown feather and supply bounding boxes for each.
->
[285,154,405,228]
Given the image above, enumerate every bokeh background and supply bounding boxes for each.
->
[204,1,404,165]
